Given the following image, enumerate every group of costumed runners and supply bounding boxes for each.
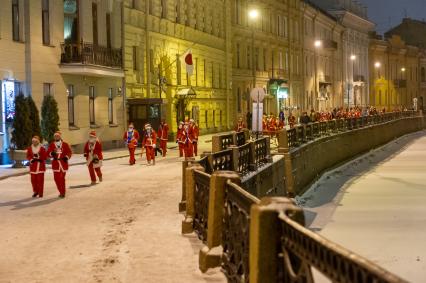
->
[124,118,199,165]
[27,118,199,198]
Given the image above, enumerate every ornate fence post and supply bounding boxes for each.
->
[264,136,272,162]
[249,141,257,171]
[249,197,305,283]
[232,131,238,146]
[212,135,221,153]
[199,171,241,272]
[277,129,289,154]
[181,164,204,234]
[179,158,196,212]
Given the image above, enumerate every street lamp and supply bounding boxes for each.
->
[248,8,259,137]
[374,62,381,107]
[350,55,356,106]
[401,67,406,106]
[248,9,259,19]
[314,40,322,110]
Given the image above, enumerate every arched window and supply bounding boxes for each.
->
[421,67,426,82]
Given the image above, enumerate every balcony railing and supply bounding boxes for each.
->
[60,41,122,69]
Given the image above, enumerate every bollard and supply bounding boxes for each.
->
[181,164,204,234]
[249,197,305,283]
[199,171,241,272]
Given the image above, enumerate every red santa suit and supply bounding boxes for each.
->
[84,133,103,183]
[191,122,200,156]
[176,123,185,157]
[179,124,195,158]
[158,122,169,157]
[142,129,157,164]
[235,121,246,132]
[26,139,47,197]
[123,128,139,165]
[47,135,72,197]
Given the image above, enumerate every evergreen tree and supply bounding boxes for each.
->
[41,95,60,143]
[11,93,32,149]
[26,95,41,140]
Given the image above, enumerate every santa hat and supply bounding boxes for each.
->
[54,131,62,137]
[89,131,97,138]
[32,135,41,142]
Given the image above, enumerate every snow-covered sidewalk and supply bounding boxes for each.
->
[298,130,426,282]
[0,134,225,283]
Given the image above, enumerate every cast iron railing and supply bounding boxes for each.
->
[277,211,407,283]
[193,170,211,242]
[237,143,251,175]
[60,41,122,68]
[210,149,233,172]
[285,111,418,150]
[222,180,260,283]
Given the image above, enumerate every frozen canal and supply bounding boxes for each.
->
[0,145,225,282]
[299,130,426,282]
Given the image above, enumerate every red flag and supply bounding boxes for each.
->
[181,50,194,76]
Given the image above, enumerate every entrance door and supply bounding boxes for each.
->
[129,104,161,136]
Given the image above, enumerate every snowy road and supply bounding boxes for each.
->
[299,130,426,282]
[0,148,225,283]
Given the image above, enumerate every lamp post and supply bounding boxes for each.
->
[374,62,381,107]
[314,40,321,110]
[350,55,356,107]
[400,67,406,107]
[248,8,259,138]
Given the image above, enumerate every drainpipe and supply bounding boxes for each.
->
[121,0,127,130]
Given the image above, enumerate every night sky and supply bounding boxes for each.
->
[359,0,426,34]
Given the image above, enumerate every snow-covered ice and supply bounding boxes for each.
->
[0,144,225,282]
[299,130,426,282]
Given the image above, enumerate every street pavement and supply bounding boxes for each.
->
[299,130,426,283]
[0,134,225,283]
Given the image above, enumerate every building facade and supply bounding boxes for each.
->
[231,0,304,119]
[307,0,374,108]
[123,0,233,136]
[369,35,420,110]
[301,1,344,111]
[0,0,126,153]
[385,18,426,110]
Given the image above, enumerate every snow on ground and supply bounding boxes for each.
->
[298,130,426,282]
[0,141,225,283]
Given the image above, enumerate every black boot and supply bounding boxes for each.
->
[32,193,38,198]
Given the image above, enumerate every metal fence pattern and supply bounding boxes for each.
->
[211,149,233,171]
[277,212,407,283]
[286,111,417,150]
[222,180,260,283]
[237,143,251,175]
[193,170,211,242]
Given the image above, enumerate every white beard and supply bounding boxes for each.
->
[31,144,41,155]
[55,140,62,148]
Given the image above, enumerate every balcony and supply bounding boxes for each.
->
[59,41,124,77]
[393,79,407,88]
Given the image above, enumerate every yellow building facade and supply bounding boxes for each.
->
[231,0,304,119]
[369,35,420,110]
[123,0,233,136]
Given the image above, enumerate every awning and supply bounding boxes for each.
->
[176,88,196,97]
